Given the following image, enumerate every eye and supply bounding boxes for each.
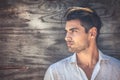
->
[64,30,67,34]
[71,29,78,33]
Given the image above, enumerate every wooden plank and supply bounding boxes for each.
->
[0,0,120,80]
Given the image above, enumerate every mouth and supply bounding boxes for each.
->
[66,41,73,47]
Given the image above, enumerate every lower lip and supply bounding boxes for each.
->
[67,44,71,47]
[67,43,73,47]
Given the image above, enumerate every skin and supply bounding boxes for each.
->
[65,19,99,80]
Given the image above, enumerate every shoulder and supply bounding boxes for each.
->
[44,55,74,80]
[105,54,120,64]
[103,54,120,68]
[49,55,72,70]
[104,55,120,77]
[50,56,71,67]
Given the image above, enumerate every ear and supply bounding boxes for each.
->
[88,27,97,39]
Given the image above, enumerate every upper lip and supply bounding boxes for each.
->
[66,41,73,46]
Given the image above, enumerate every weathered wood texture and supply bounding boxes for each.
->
[0,0,120,80]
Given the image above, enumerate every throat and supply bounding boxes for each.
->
[76,51,99,80]
[78,63,94,80]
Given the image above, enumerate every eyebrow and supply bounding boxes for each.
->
[70,27,79,31]
[65,27,79,32]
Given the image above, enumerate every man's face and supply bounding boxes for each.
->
[65,19,90,53]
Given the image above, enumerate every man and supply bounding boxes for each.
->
[44,7,120,80]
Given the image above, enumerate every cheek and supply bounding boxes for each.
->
[82,37,89,47]
[72,32,88,42]
[74,35,89,44]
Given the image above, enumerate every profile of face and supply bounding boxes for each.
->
[65,19,90,53]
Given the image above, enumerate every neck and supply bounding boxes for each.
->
[76,42,99,67]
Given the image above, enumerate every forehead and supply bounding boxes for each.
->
[65,19,84,30]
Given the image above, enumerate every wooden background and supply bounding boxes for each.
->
[0,0,120,80]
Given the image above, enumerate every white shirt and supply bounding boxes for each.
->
[44,50,120,80]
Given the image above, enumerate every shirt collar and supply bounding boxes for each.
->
[70,53,76,64]
[98,50,109,61]
[70,50,109,64]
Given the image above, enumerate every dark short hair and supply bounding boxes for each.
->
[64,7,102,39]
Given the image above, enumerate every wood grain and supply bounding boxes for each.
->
[0,0,120,80]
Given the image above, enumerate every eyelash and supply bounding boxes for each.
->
[64,30,78,34]
[71,30,77,32]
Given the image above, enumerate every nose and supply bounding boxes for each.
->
[65,32,71,41]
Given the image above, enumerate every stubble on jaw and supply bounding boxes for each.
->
[67,42,89,54]
[68,46,86,53]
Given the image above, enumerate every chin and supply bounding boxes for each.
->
[68,47,86,53]
[68,48,76,53]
